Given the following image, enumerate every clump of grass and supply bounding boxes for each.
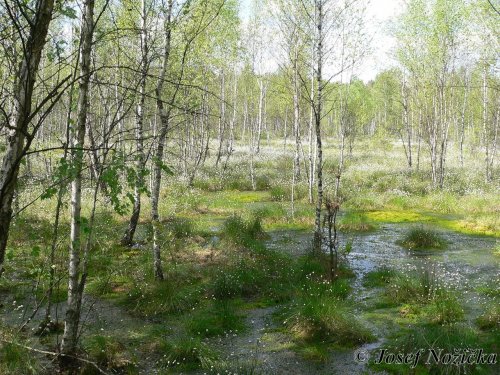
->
[476,305,500,331]
[211,261,263,300]
[210,250,295,303]
[283,280,374,348]
[203,358,262,374]
[398,227,446,250]
[121,276,201,317]
[382,267,464,325]
[269,183,307,202]
[221,215,265,250]
[158,337,218,371]
[371,323,490,374]
[385,267,441,304]
[425,294,464,325]
[187,300,245,338]
[363,267,397,287]
[0,338,40,375]
[163,216,194,239]
[83,335,134,372]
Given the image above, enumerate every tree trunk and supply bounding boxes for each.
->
[122,0,148,246]
[0,0,55,277]
[61,0,95,363]
[152,0,174,281]
[313,0,324,253]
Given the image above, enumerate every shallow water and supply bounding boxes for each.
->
[258,224,499,374]
[345,224,498,311]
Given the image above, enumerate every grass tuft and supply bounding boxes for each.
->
[398,227,446,250]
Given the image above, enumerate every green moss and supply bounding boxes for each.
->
[365,210,429,223]
[339,212,377,232]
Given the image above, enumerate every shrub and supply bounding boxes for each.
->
[398,227,446,250]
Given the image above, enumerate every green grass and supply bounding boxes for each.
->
[371,323,496,374]
[280,277,374,349]
[0,339,40,375]
[385,268,442,304]
[339,212,377,232]
[476,304,500,331]
[157,337,218,371]
[186,300,246,338]
[398,227,447,250]
[83,335,135,373]
[363,267,398,287]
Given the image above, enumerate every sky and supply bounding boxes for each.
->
[238,0,405,82]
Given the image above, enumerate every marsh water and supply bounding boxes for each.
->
[210,223,499,374]
[1,222,497,374]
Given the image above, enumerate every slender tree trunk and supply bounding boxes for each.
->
[0,0,55,277]
[308,59,315,204]
[122,0,148,246]
[61,0,95,363]
[291,45,301,217]
[256,78,265,153]
[313,0,324,253]
[215,71,226,167]
[152,0,174,281]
